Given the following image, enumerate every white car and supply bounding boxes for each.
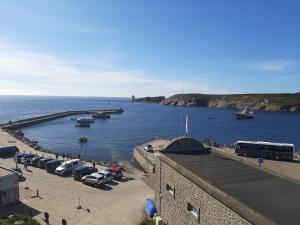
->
[81,173,106,187]
[98,170,114,183]
[55,159,82,176]
[144,144,154,152]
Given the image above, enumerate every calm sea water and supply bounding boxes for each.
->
[0,96,299,161]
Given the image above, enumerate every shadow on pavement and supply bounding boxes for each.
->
[108,180,119,186]
[98,184,113,191]
[0,201,41,219]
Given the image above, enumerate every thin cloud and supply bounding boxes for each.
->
[0,42,228,97]
[0,7,116,35]
[244,59,296,72]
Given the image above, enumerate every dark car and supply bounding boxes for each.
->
[72,166,98,180]
[21,154,35,164]
[46,160,63,173]
[38,158,55,169]
[29,156,44,166]
[15,153,28,163]
[0,146,19,157]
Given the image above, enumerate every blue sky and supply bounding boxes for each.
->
[0,0,299,97]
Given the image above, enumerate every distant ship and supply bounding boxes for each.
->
[235,109,254,119]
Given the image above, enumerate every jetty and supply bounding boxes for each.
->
[0,108,124,130]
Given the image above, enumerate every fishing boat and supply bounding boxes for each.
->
[75,120,91,127]
[235,109,254,119]
[79,136,88,143]
[77,117,94,123]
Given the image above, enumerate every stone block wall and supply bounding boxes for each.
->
[133,147,155,176]
[155,159,252,225]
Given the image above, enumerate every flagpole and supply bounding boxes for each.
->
[185,113,188,137]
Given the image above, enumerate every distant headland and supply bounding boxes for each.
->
[134,96,165,103]
[135,93,300,112]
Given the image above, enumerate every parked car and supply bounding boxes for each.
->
[55,159,82,176]
[38,158,55,169]
[0,146,19,157]
[98,170,114,183]
[21,154,35,164]
[29,156,44,166]
[72,166,98,180]
[144,144,154,152]
[81,173,106,187]
[105,167,123,179]
[15,153,27,163]
[46,160,63,173]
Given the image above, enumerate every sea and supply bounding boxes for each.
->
[0,95,299,162]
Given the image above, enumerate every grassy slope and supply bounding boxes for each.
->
[165,93,300,108]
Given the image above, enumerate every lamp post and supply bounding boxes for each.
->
[208,117,214,144]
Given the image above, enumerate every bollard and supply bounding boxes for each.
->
[44,212,49,224]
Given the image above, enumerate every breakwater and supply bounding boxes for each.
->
[0,108,124,130]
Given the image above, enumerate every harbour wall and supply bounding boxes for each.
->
[0,109,124,130]
[133,145,156,177]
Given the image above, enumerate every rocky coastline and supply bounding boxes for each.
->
[134,96,165,103]
[136,93,300,112]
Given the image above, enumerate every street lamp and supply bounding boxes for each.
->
[208,117,214,144]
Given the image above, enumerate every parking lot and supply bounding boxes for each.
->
[0,130,154,225]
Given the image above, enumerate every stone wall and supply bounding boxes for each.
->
[155,159,252,225]
[133,147,155,176]
[0,173,19,209]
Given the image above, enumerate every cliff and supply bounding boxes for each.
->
[135,96,165,103]
[160,93,300,112]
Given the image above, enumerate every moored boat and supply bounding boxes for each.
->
[79,136,88,143]
[235,109,254,119]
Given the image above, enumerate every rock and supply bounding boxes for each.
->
[135,96,165,103]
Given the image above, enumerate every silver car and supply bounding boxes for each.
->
[81,173,106,187]
[98,170,114,183]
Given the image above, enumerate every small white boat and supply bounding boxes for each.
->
[235,109,254,119]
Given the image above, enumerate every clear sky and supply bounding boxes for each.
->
[0,0,299,97]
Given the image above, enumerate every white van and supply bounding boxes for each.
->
[55,159,82,176]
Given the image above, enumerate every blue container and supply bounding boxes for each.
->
[144,199,156,217]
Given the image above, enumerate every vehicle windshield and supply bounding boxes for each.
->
[60,162,68,168]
